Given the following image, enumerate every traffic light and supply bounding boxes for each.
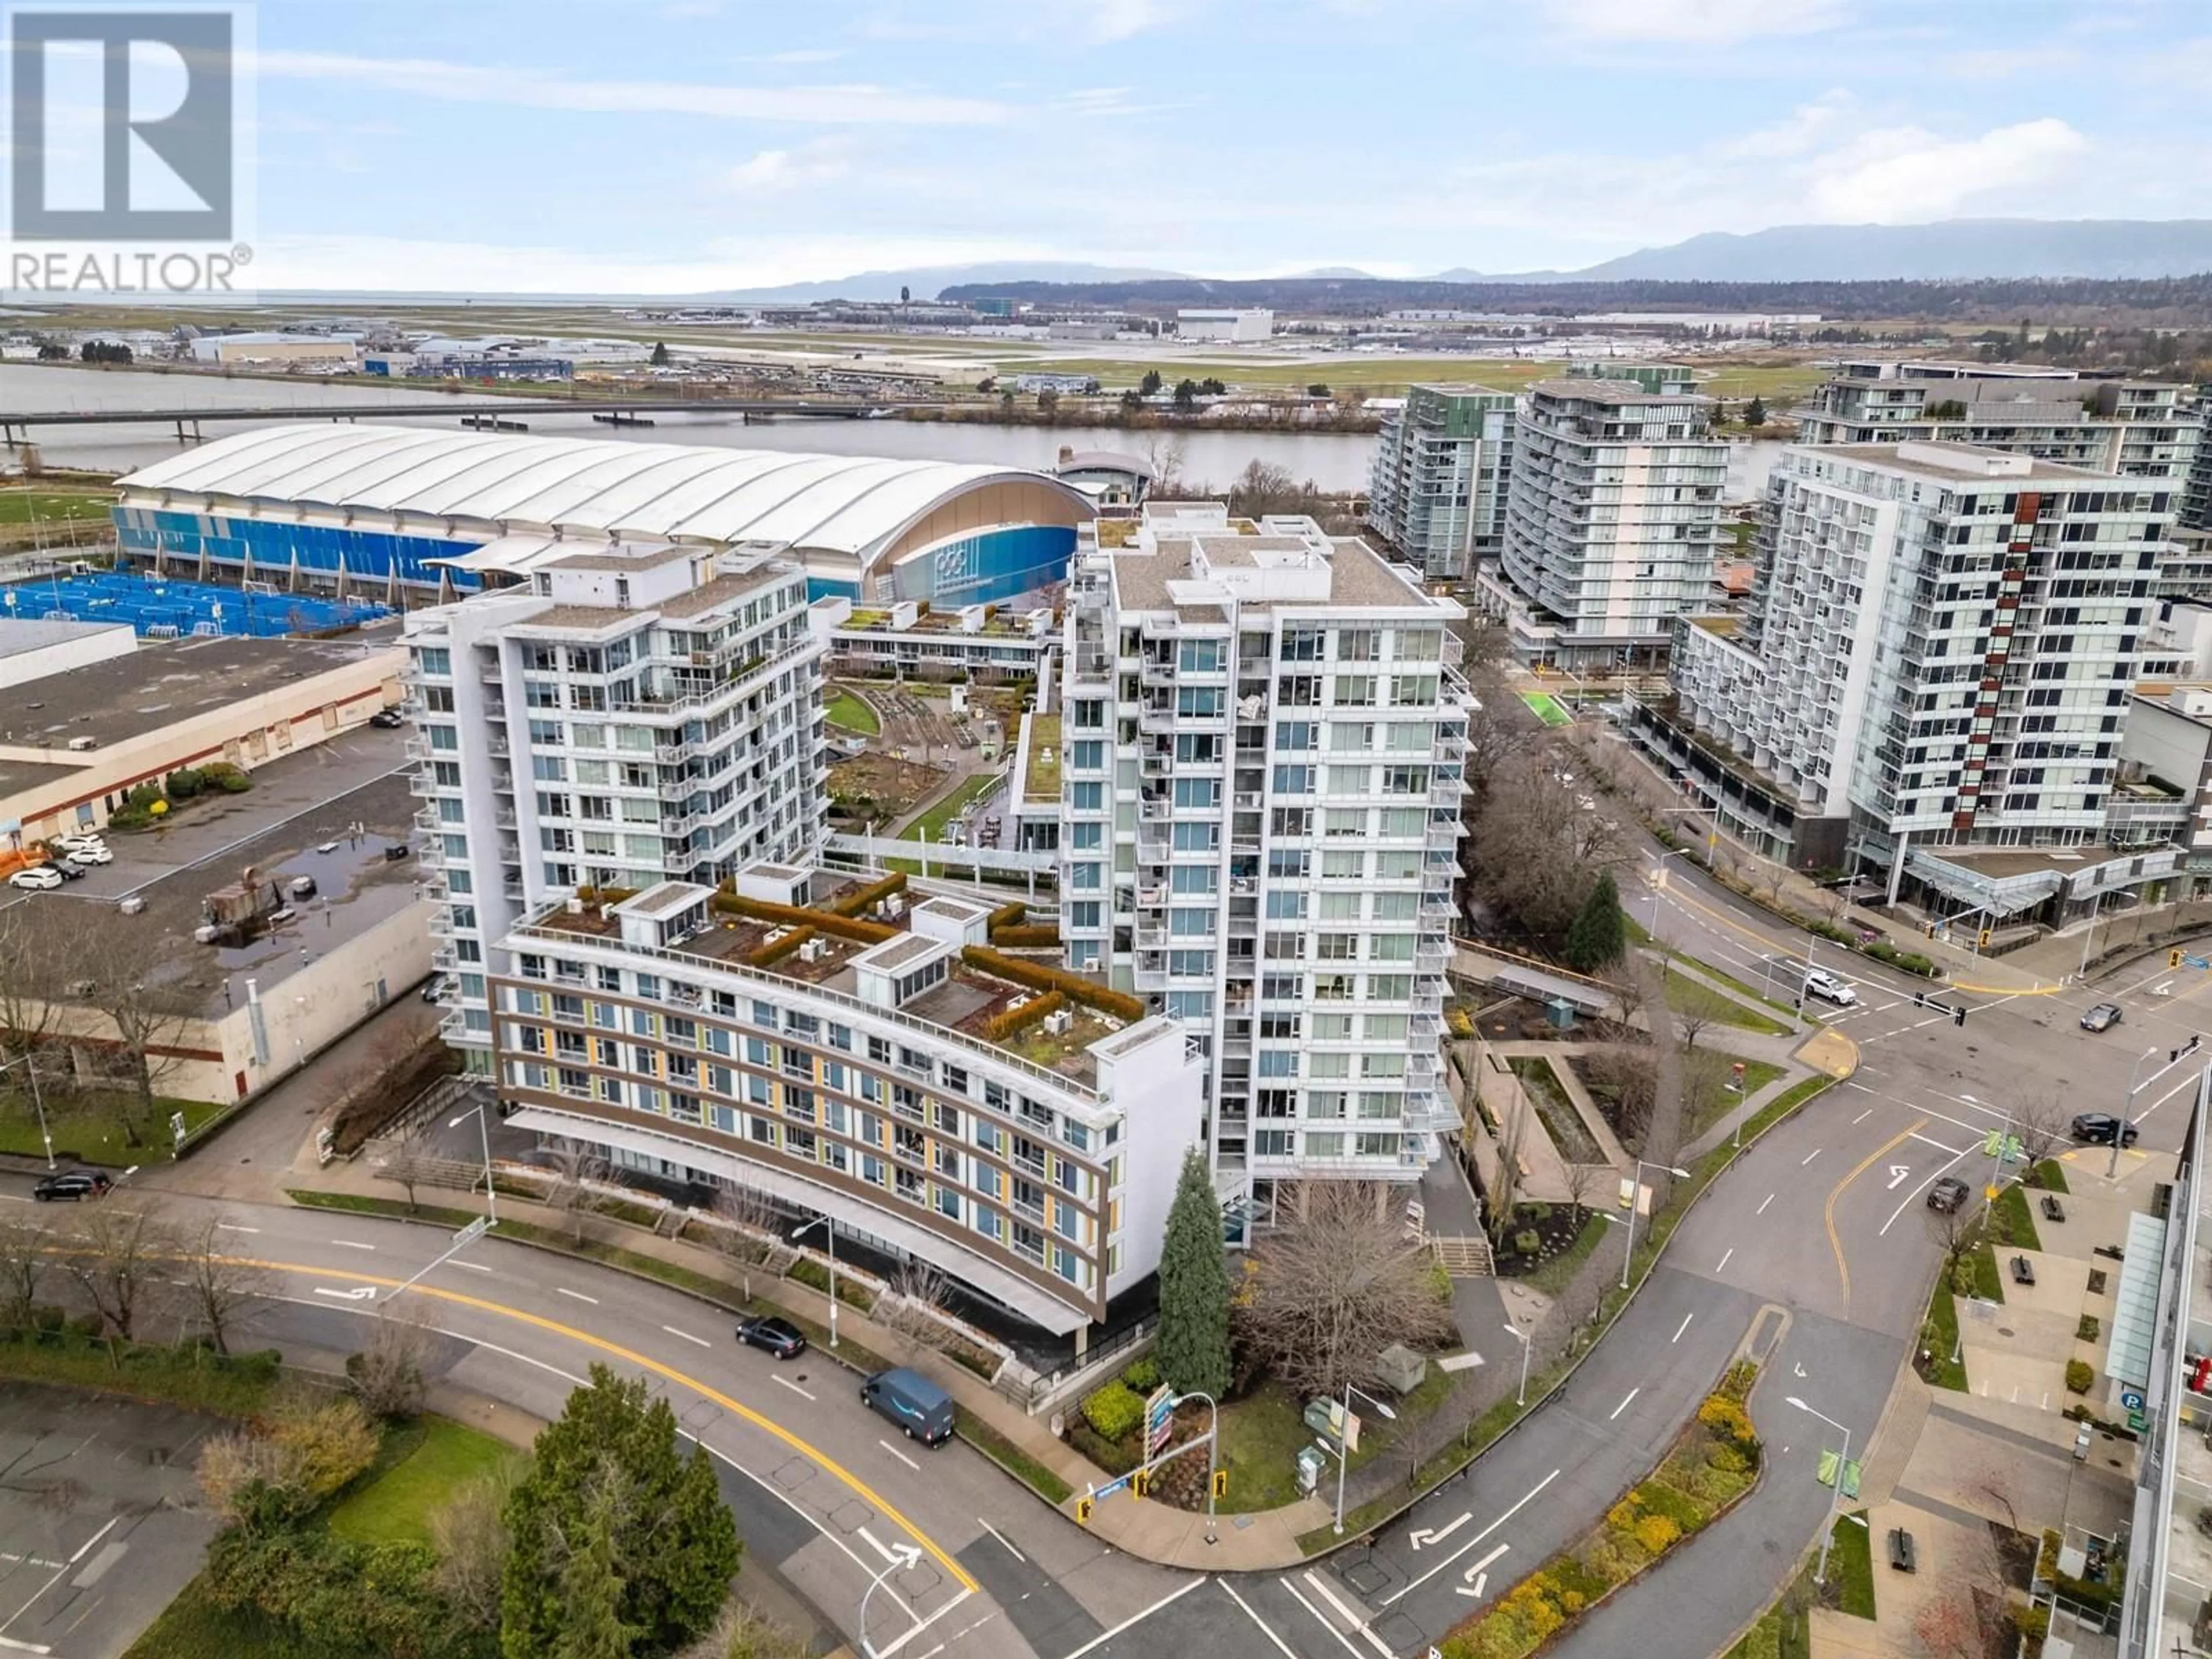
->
[1952,1004,1965,1027]
[1213,1468,1230,1501]
[1978,927,1991,949]
[2173,949,2186,970]
[1131,1469,1150,1501]
[1076,1495,1094,1526]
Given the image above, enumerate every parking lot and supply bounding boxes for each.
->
[0,1384,222,1658]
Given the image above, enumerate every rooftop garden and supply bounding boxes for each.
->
[1024,714,1063,802]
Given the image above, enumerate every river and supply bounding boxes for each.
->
[0,363,1790,498]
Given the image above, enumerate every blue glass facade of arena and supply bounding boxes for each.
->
[866,523,1078,605]
[113,506,486,592]
[1,570,389,635]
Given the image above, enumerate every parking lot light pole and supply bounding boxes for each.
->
[792,1214,838,1348]
[1623,1159,1691,1291]
[2112,1046,2161,1179]
[1502,1320,1532,1407]
[0,1055,55,1171]
[1787,1396,1850,1587]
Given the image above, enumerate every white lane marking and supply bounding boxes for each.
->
[446,1259,493,1273]
[0,1516,118,1642]
[555,1287,598,1304]
[1220,1580,1297,1659]
[1382,1468,1561,1605]
[1057,1575,1207,1658]
[1756,1193,1775,1215]
[1906,1132,1965,1153]
[213,1222,260,1234]
[329,1238,377,1251]
[312,1285,377,1302]
[1610,1387,1640,1421]
[1717,1248,1734,1273]
[1852,1108,1873,1124]
[662,1324,712,1349]
[1302,1572,1392,1658]
[878,1438,921,1472]
[977,1518,1025,1563]
[1672,1312,1694,1344]
[1276,1576,1364,1659]
[1800,1148,1822,1167]
[1878,1141,1975,1237]
[1453,1544,1512,1599]
[858,1525,905,1566]
[1886,1165,1911,1190]
[771,1374,815,1402]
[1408,1510,1472,1550]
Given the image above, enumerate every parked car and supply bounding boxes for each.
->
[733,1315,807,1360]
[9,867,62,891]
[858,1367,955,1446]
[55,834,106,856]
[33,1169,111,1202]
[2071,1112,2140,1147]
[2080,1002,2123,1033]
[57,842,111,865]
[1926,1177,1970,1214]
[420,975,452,1004]
[367,708,406,729]
[48,859,85,881]
[1803,967,1858,1007]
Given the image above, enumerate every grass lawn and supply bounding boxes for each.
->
[823,688,881,734]
[327,1416,525,1548]
[0,487,113,526]
[2028,1159,2070,1193]
[1669,951,1804,1021]
[1727,1560,1816,1659]
[1665,970,1791,1036]
[1684,1054,1787,1138]
[1523,1209,1611,1297]
[1214,1384,1316,1512]
[1921,1286,1967,1391]
[1520,691,1572,728]
[1966,1240,2005,1303]
[899,771,1001,844]
[0,1094,221,1165]
[1990,1184,2043,1253]
[1824,1510,1877,1619]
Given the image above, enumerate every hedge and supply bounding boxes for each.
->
[831,871,907,917]
[1081,1380,1143,1442]
[986,991,1063,1043]
[713,893,896,944]
[960,945,1146,1023]
[990,923,1061,948]
[751,925,814,967]
[986,900,1028,931]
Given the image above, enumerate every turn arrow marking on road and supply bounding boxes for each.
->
[1887,1165,1911,1190]
[1408,1512,1471,1550]
[311,1285,377,1302]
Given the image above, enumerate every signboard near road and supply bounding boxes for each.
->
[453,1215,490,1248]
[1144,1385,1176,1457]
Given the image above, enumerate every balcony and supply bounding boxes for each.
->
[1139,752,1172,779]
[427,909,456,940]
[430,945,458,973]
[408,772,440,798]
[1140,795,1172,821]
[412,806,442,835]
[403,736,433,762]
[1139,658,1177,689]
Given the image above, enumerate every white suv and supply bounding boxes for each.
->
[55,834,107,857]
[57,842,111,865]
[1803,967,1858,1007]
[9,866,63,891]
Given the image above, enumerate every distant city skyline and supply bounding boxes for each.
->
[157,0,2212,294]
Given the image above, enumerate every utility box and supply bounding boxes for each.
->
[1296,1445,1326,1495]
[1546,998,1577,1030]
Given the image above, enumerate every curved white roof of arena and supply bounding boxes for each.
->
[118,422,1093,586]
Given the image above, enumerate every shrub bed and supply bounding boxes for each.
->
[1442,1364,1763,1658]
[961,945,1146,1022]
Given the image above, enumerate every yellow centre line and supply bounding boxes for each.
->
[234,1254,979,1594]
[1822,1120,1925,1318]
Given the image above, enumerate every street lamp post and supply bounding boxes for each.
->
[2077,892,2104,979]
[1787,1395,1851,1588]
[1502,1320,1532,1407]
[1622,1157,1691,1291]
[0,1055,55,1171]
[856,1543,922,1659]
[448,1100,497,1225]
[1644,849,1690,946]
[1173,1388,1222,1544]
[2113,1046,2161,1180]
[1332,1382,1398,1536]
[792,1214,838,1349]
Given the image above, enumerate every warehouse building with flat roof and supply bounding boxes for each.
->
[114,423,1095,609]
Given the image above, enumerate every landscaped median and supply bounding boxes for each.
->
[1438,1362,1764,1658]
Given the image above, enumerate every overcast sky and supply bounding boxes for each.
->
[207,0,2212,292]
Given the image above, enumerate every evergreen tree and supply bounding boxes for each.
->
[1565,872,1627,973]
[502,1366,738,1659]
[1156,1149,1231,1399]
[1139,368,1162,396]
[550,1491,638,1659]
[649,342,670,367]
[1743,395,1766,427]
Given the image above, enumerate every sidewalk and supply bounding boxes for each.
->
[281,1138,1331,1570]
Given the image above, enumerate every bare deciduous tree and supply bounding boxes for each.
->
[1910,1582,1981,1659]
[177,1217,271,1354]
[63,1199,169,1343]
[1236,1181,1456,1400]
[348,1315,431,1420]
[1967,1461,2020,1533]
[2013,1093,2070,1175]
[1584,1044,1658,1152]
[1465,755,1630,941]
[0,1212,54,1333]
[0,903,71,1065]
[380,1119,436,1215]
[1560,1158,1605,1222]
[1483,1093,1529,1249]
[677,1594,812,1659]
[873,1260,957,1359]
[1924,1198,1972,1268]
[541,1137,609,1245]
[429,1468,516,1633]
[74,930,198,1146]
[707,1184,783,1300]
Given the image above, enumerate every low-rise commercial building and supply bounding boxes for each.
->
[0,617,135,690]
[1175,308,1272,343]
[0,633,401,847]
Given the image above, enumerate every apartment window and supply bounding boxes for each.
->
[1069,781,1104,811]
[1334,675,1377,707]
[1272,763,1315,794]
[1274,720,1316,751]
[1278,675,1320,707]
[1337,627,1380,662]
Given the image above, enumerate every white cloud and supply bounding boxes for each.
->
[1808,118,2090,222]
[1715,90,1853,158]
[252,50,1007,126]
[1551,0,1846,44]
[723,137,858,193]
[1070,0,1171,42]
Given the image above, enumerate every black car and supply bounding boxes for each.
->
[48,858,85,881]
[2080,1002,2123,1033]
[733,1315,806,1359]
[33,1169,112,1202]
[368,709,406,729]
[1926,1177,1970,1214]
[2071,1112,2140,1147]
